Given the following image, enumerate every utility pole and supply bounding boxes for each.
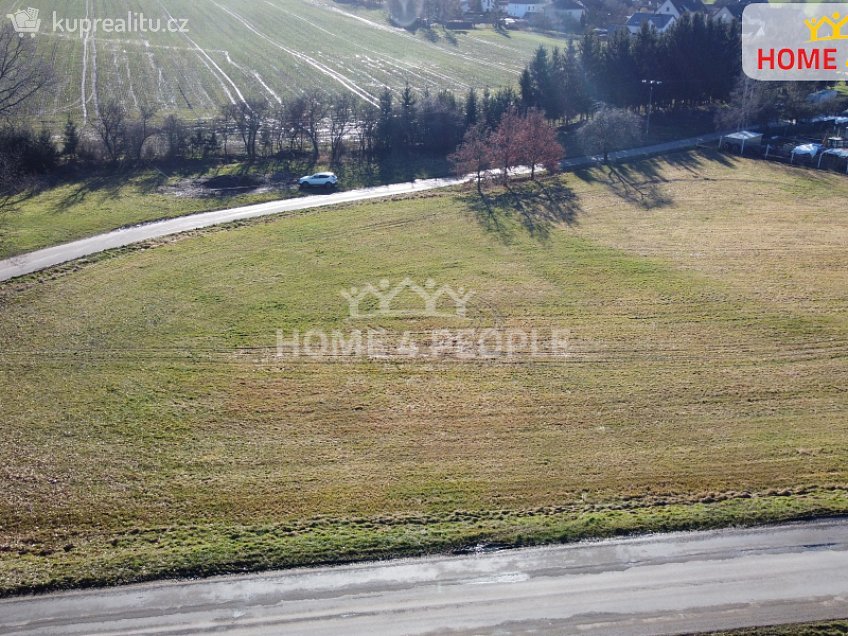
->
[642,79,662,137]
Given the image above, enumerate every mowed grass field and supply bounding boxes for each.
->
[0,154,451,258]
[0,167,287,258]
[1,151,847,594]
[700,621,848,636]
[2,0,567,123]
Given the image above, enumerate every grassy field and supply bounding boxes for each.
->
[0,153,451,258]
[1,150,847,594]
[2,0,568,124]
[695,621,848,635]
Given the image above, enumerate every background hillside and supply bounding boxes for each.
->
[2,0,568,123]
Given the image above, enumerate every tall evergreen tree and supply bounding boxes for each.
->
[563,40,590,122]
[399,82,417,149]
[376,87,395,151]
[62,117,79,159]
[464,87,479,129]
[579,33,603,103]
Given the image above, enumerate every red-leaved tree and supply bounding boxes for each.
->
[450,109,565,193]
[489,107,524,184]
[518,109,564,180]
[449,123,492,194]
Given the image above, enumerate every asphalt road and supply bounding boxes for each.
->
[0,133,722,283]
[1,519,847,635]
[0,176,463,283]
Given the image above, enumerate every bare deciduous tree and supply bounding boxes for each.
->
[280,97,307,154]
[452,111,563,193]
[449,123,491,194]
[0,24,54,119]
[126,102,159,163]
[270,104,288,154]
[357,103,379,157]
[578,104,643,164]
[329,93,356,164]
[489,107,524,183]
[518,108,563,180]
[225,98,270,161]
[302,90,327,162]
[162,114,189,159]
[715,75,775,132]
[216,109,234,159]
[93,99,128,162]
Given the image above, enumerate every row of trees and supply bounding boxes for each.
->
[3,15,843,199]
[63,82,531,166]
[451,109,563,192]
[519,14,742,120]
[0,127,60,196]
[717,76,845,132]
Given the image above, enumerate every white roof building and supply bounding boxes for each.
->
[506,0,551,18]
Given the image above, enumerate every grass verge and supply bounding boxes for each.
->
[3,488,848,597]
[693,620,848,635]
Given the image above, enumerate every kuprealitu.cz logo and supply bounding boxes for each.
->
[7,6,189,38]
[6,7,41,37]
[743,3,848,81]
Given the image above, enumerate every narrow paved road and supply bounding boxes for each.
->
[562,132,723,169]
[0,177,463,283]
[0,133,722,283]
[2,519,846,635]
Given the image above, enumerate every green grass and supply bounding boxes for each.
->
[1,150,847,595]
[0,166,279,259]
[0,153,450,258]
[1,0,570,123]
[694,621,848,635]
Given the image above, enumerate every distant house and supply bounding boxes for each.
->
[506,0,551,19]
[460,0,497,13]
[626,12,676,33]
[606,22,631,37]
[632,0,658,13]
[712,3,744,23]
[656,0,706,19]
[549,0,585,22]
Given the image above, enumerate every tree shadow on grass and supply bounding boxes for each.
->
[49,159,297,213]
[465,178,583,243]
[50,167,169,213]
[572,160,672,210]
[0,185,43,256]
[603,164,673,209]
[571,148,744,209]
[664,147,737,173]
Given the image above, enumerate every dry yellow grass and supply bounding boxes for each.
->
[0,150,846,593]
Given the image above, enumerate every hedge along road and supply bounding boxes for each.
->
[0,133,722,283]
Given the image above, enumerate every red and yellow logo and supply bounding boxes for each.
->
[743,4,848,80]
[805,12,848,43]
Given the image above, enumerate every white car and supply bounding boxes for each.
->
[298,172,338,189]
